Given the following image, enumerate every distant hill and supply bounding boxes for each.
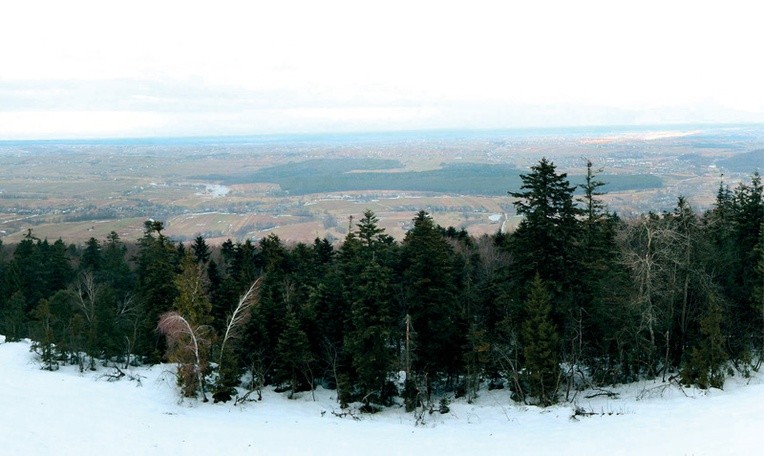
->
[717,150,763,173]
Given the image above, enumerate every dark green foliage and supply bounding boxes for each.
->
[273,309,313,397]
[201,159,660,196]
[1,291,27,341]
[705,173,763,359]
[521,275,560,406]
[80,238,102,272]
[100,232,135,295]
[0,162,760,411]
[681,295,727,389]
[192,235,211,264]
[509,158,581,280]
[135,221,179,361]
[401,211,465,383]
[341,211,397,406]
[31,298,58,371]
[508,158,582,335]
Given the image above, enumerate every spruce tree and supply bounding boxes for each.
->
[508,158,581,333]
[135,221,179,361]
[191,235,211,264]
[341,211,397,407]
[1,291,27,341]
[401,211,464,385]
[80,237,102,272]
[682,294,727,389]
[274,308,313,398]
[521,275,560,406]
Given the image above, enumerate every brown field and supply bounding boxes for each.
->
[1,127,761,246]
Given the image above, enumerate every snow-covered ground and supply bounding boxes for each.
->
[1,335,762,455]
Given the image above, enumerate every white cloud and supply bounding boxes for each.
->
[1,0,762,138]
[0,111,166,139]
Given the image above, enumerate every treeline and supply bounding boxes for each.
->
[0,159,761,410]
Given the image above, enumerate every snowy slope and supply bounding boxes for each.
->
[1,335,762,455]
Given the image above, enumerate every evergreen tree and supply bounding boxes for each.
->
[708,173,764,358]
[80,237,102,272]
[342,211,397,407]
[1,291,27,341]
[521,275,560,406]
[135,221,179,361]
[682,294,727,389]
[274,309,313,397]
[508,158,582,333]
[401,211,464,385]
[191,235,211,264]
[100,232,134,295]
[8,236,44,312]
[576,160,624,374]
[31,297,58,371]
[46,239,74,294]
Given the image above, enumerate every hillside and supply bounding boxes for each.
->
[1,336,760,455]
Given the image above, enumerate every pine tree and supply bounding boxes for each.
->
[80,237,102,272]
[135,221,179,361]
[100,232,134,295]
[714,173,764,358]
[344,257,395,407]
[521,275,560,406]
[31,298,58,371]
[401,211,464,384]
[682,294,727,389]
[575,160,624,374]
[274,309,313,398]
[508,158,582,332]
[1,291,27,342]
[191,235,211,264]
[8,236,44,313]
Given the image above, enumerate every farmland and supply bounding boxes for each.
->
[0,125,761,245]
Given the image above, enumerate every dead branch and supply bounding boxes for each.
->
[219,278,261,365]
[331,409,361,421]
[584,388,620,399]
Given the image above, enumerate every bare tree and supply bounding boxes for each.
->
[219,278,260,364]
[157,312,213,401]
[618,215,680,377]
[214,278,261,402]
[72,271,100,370]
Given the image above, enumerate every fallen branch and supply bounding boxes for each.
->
[331,409,361,421]
[100,366,126,382]
[584,388,620,399]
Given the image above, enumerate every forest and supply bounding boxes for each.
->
[0,158,761,412]
[198,158,662,196]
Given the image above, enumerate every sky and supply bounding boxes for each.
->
[1,0,762,139]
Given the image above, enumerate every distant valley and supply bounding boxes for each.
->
[0,124,761,245]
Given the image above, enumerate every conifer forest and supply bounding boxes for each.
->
[1,159,762,411]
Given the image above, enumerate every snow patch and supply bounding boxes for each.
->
[0,338,762,455]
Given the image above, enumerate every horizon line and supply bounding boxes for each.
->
[1,121,762,145]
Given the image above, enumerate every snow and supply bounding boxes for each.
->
[1,335,762,455]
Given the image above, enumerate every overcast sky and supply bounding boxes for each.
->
[1,0,762,139]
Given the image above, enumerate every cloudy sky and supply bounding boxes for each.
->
[1,0,762,139]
